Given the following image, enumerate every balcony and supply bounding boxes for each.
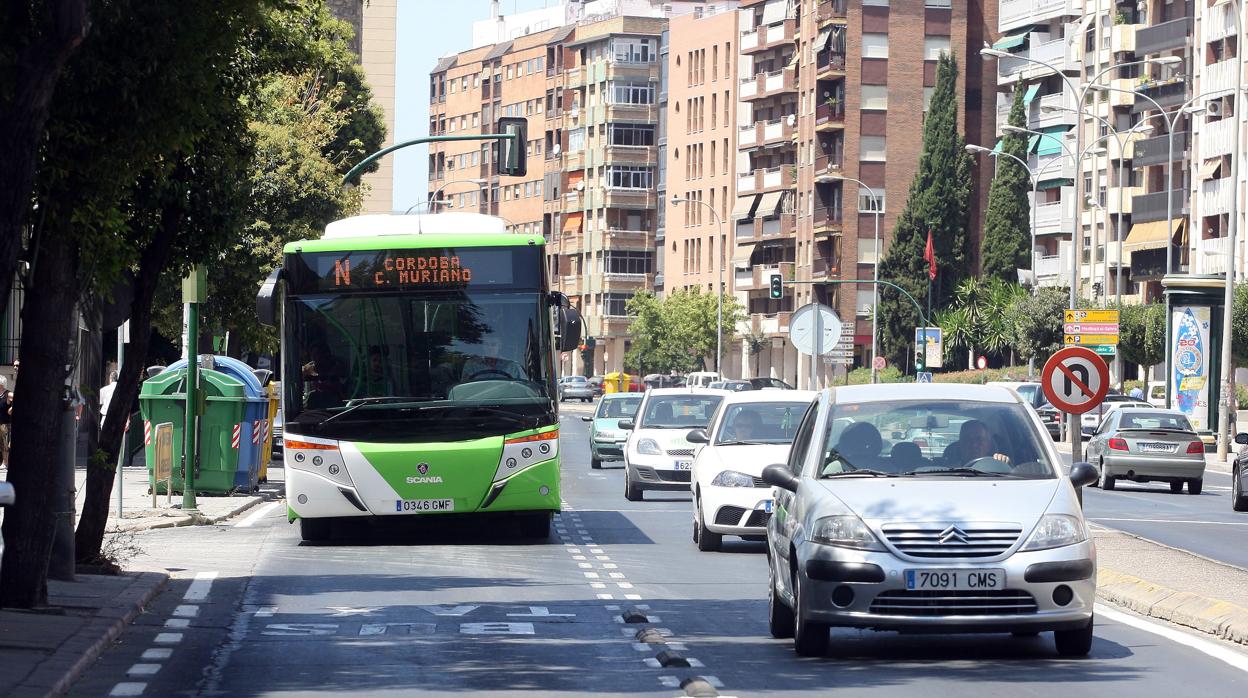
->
[1132,77,1187,112]
[601,228,650,248]
[739,119,796,149]
[604,145,655,166]
[1200,176,1233,216]
[564,190,583,209]
[1110,23,1138,54]
[1198,117,1235,160]
[603,189,656,209]
[813,153,844,181]
[1135,17,1190,55]
[737,172,756,195]
[741,18,796,55]
[1131,189,1186,224]
[999,0,1076,33]
[739,68,796,102]
[813,205,843,235]
[817,0,847,24]
[1133,131,1187,167]
[815,102,846,131]
[752,311,792,336]
[1205,2,1236,43]
[1105,78,1137,108]
[561,275,581,295]
[1107,186,1142,215]
[564,150,587,170]
[1031,152,1074,182]
[751,262,796,290]
[1197,235,1233,275]
[1202,59,1238,94]
[816,50,846,78]
[601,272,650,290]
[1033,191,1074,237]
[998,38,1077,82]
[606,103,658,123]
[1032,92,1077,129]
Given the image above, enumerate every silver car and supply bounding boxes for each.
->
[763,384,1098,657]
[1085,408,1206,493]
[558,375,594,402]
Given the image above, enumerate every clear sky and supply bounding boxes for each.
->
[393,0,555,212]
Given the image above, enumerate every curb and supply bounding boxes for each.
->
[1097,567,1248,646]
[19,570,169,698]
[107,496,266,533]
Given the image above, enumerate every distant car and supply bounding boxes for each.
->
[1233,432,1248,512]
[588,375,605,398]
[686,371,720,389]
[1147,381,1166,408]
[749,377,794,391]
[271,407,284,460]
[687,390,815,550]
[1035,403,1064,441]
[1080,396,1149,435]
[0,482,13,576]
[582,392,643,469]
[987,381,1045,410]
[721,380,753,392]
[620,388,727,501]
[558,375,594,402]
[1085,408,1206,493]
[763,383,1098,658]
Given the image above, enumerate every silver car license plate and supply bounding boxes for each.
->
[905,568,1005,591]
[1139,442,1178,453]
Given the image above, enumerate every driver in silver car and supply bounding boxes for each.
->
[956,419,1011,465]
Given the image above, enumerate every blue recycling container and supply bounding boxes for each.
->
[166,356,269,493]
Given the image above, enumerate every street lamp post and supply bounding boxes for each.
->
[671,195,726,376]
[824,175,881,382]
[1218,0,1243,460]
[430,177,488,212]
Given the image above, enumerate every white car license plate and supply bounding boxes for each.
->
[673,460,692,470]
[1139,442,1177,453]
[396,498,455,512]
[905,568,1005,591]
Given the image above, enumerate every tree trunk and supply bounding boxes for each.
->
[0,0,90,315]
[75,227,176,564]
[0,229,80,608]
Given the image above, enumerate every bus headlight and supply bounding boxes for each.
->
[493,429,559,482]
[286,437,354,488]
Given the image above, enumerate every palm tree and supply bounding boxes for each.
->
[938,277,1028,366]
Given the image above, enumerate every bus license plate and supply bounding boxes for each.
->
[905,568,1005,591]
[674,460,692,470]
[396,498,455,512]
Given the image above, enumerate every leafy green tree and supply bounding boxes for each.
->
[1233,283,1248,367]
[1118,302,1165,372]
[624,289,746,374]
[936,277,1026,364]
[980,88,1031,282]
[1004,286,1069,363]
[877,53,974,367]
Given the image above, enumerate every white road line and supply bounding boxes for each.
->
[1091,517,1248,527]
[110,683,147,696]
[126,664,161,677]
[590,582,607,589]
[254,606,277,618]
[172,605,200,618]
[584,572,600,579]
[597,593,614,600]
[183,571,218,602]
[140,648,172,661]
[625,594,643,600]
[1096,603,1248,673]
[617,582,634,589]
[153,633,184,644]
[578,562,593,569]
[609,572,626,579]
[234,501,281,528]
[164,618,190,629]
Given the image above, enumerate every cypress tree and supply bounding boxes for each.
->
[980,87,1032,282]
[876,53,973,368]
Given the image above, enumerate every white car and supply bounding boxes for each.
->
[1080,396,1150,435]
[620,388,727,501]
[687,390,816,551]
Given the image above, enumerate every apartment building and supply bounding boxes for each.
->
[661,7,741,368]
[732,0,995,387]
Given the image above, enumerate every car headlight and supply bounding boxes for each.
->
[636,438,662,455]
[710,470,755,488]
[809,514,885,551]
[1020,514,1087,551]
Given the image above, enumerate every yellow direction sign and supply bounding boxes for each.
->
[1064,309,1120,324]
[1065,333,1120,346]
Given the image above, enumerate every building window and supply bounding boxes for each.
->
[606,166,654,189]
[611,38,654,64]
[857,242,879,265]
[605,251,653,274]
[924,36,951,61]
[861,85,889,110]
[609,123,655,146]
[862,33,889,59]
[610,81,655,105]
[860,135,887,161]
[604,292,635,316]
[568,128,586,152]
[858,191,885,213]
[856,289,874,317]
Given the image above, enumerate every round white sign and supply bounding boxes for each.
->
[788,303,842,356]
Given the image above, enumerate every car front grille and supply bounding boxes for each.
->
[661,470,691,483]
[880,523,1022,559]
[744,510,770,527]
[666,448,695,457]
[869,590,1038,617]
[714,505,747,525]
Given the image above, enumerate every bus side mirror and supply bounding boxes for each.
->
[557,305,582,353]
[256,268,283,327]
[496,117,528,177]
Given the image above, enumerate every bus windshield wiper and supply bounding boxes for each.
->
[319,396,441,426]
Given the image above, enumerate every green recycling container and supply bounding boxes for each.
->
[139,367,251,495]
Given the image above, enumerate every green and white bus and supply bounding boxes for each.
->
[256,211,582,541]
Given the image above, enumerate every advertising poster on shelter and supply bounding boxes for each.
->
[1170,305,1210,430]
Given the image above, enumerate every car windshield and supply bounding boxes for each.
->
[714,402,809,445]
[820,399,1056,479]
[1118,411,1193,431]
[639,394,724,429]
[565,376,587,384]
[596,396,642,419]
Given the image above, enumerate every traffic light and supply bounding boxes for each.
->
[769,273,783,299]
[914,345,925,372]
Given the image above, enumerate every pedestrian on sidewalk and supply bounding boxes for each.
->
[99,369,118,428]
[0,374,11,468]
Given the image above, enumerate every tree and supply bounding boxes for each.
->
[877,53,974,367]
[936,277,1027,365]
[744,330,769,378]
[980,88,1032,282]
[1004,286,1069,363]
[624,289,746,374]
[1233,283,1248,368]
[1118,302,1165,372]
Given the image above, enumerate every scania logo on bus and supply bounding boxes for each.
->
[406,462,443,484]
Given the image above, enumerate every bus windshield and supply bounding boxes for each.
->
[283,290,553,442]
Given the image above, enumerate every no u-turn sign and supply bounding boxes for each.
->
[1041,347,1110,414]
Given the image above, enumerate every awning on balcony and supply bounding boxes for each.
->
[1125,218,1185,250]
[1197,158,1223,180]
[562,212,583,234]
[1023,84,1041,105]
[786,51,800,68]
[1036,178,1073,190]
[731,243,758,265]
[758,191,785,217]
[731,194,761,220]
[1030,126,1067,156]
[815,27,833,52]
[991,138,1003,154]
[993,32,1028,51]
[761,0,787,25]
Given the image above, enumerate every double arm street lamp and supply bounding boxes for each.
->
[823,175,881,383]
[671,195,726,375]
[430,177,488,212]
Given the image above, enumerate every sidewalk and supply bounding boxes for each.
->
[1094,526,1248,645]
[0,570,168,698]
[73,466,267,532]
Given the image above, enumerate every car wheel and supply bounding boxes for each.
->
[695,497,721,552]
[1233,465,1248,512]
[1054,614,1094,657]
[792,573,829,657]
[299,518,331,543]
[768,560,795,639]
[1170,481,1185,494]
[624,470,643,502]
[1188,478,1203,495]
[1098,464,1116,491]
[591,455,602,470]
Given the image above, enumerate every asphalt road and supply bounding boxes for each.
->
[69,406,1248,696]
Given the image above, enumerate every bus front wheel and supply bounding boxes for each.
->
[299,517,332,542]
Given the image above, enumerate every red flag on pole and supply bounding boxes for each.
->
[923,229,937,281]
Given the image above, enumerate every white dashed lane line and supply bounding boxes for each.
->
[110,569,219,697]
[234,501,283,528]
